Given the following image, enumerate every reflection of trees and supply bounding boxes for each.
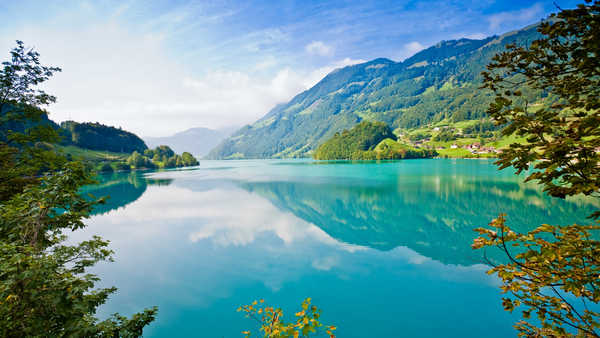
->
[81,172,172,215]
[241,176,594,265]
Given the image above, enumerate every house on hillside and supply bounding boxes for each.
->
[464,142,481,151]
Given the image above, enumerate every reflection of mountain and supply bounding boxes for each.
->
[241,176,595,265]
[81,172,172,215]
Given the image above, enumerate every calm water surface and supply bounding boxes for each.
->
[74,159,595,337]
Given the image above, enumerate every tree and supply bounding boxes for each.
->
[182,152,199,166]
[238,298,337,338]
[474,2,600,336]
[481,0,600,203]
[0,41,156,336]
[0,40,64,201]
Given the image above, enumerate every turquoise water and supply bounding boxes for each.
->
[74,159,595,337]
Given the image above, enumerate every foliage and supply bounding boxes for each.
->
[474,2,600,336]
[238,298,336,338]
[482,0,600,203]
[407,132,430,141]
[181,151,199,166]
[61,120,148,153]
[432,130,457,142]
[313,121,436,160]
[0,40,156,336]
[127,151,156,169]
[128,145,198,169]
[374,138,437,160]
[0,40,65,201]
[473,217,600,337]
[462,120,497,135]
[0,164,157,336]
[313,121,395,160]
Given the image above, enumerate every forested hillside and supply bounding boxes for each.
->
[0,104,65,142]
[313,121,436,160]
[0,105,148,154]
[61,121,147,153]
[208,23,545,159]
[313,121,395,160]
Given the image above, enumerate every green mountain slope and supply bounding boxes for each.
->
[208,23,543,159]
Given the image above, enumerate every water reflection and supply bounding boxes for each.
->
[77,159,596,337]
[239,175,593,265]
[82,171,173,215]
[83,161,595,266]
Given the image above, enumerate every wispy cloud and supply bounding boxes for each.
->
[488,3,544,31]
[0,0,577,136]
[305,41,334,57]
[398,41,425,60]
[302,57,365,88]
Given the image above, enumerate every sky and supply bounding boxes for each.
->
[0,0,582,137]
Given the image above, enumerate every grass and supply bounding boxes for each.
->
[57,145,129,162]
[436,147,496,158]
[392,116,531,159]
[436,147,472,158]
[490,133,527,148]
[375,138,412,151]
[427,137,480,148]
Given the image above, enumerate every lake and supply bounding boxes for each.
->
[73,159,595,337]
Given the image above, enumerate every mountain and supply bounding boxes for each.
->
[144,126,237,157]
[208,23,544,159]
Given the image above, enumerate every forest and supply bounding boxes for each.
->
[313,121,437,160]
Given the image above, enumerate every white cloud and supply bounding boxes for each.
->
[83,179,365,253]
[463,33,487,40]
[488,3,544,31]
[397,41,425,60]
[0,18,363,137]
[305,41,334,57]
[302,57,366,88]
[452,32,488,40]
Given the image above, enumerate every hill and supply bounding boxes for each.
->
[312,121,391,160]
[207,23,544,159]
[61,121,147,153]
[313,121,437,160]
[144,126,236,157]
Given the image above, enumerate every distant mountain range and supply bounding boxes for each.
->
[144,126,238,157]
[207,23,544,159]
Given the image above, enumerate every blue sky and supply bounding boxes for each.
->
[0,0,581,136]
